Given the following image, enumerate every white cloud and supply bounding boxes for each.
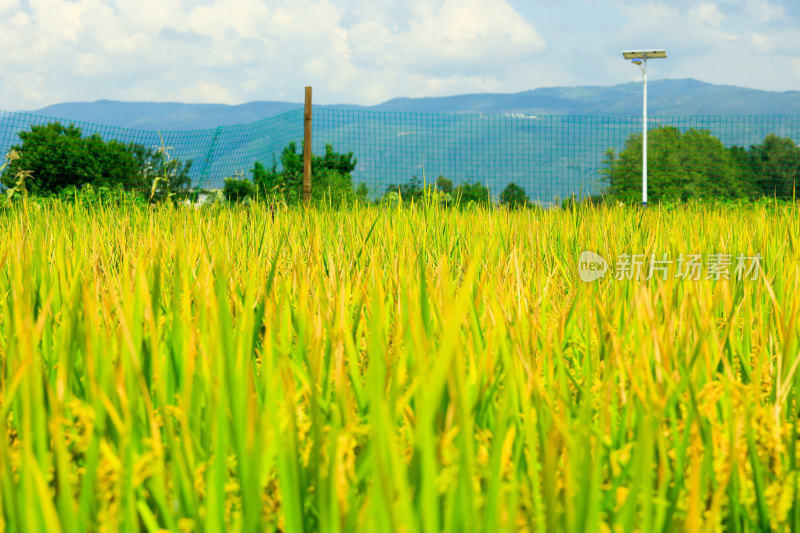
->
[0,0,547,109]
[0,0,799,110]
[750,33,773,51]
[113,0,185,33]
[393,0,545,73]
[345,0,546,91]
[0,0,20,17]
[690,2,724,27]
[746,0,785,23]
[615,1,739,46]
[604,0,800,91]
[177,82,234,104]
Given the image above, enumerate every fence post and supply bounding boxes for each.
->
[303,87,312,203]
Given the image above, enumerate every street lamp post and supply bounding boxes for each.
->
[622,49,667,206]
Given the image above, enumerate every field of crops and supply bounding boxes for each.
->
[1,200,799,532]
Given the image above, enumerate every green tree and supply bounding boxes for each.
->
[383,175,459,206]
[127,142,193,202]
[223,175,255,202]
[727,145,759,199]
[385,176,424,202]
[1,122,140,195]
[436,176,453,194]
[602,126,742,202]
[252,142,359,204]
[499,182,530,209]
[746,135,800,198]
[0,122,193,201]
[384,177,491,207]
[455,181,491,206]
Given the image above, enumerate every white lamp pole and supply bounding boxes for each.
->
[622,50,667,206]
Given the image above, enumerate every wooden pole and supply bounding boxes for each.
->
[303,86,312,203]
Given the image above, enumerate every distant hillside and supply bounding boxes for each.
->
[26,78,800,131]
[373,79,800,115]
[33,100,306,131]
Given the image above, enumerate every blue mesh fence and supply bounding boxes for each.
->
[0,109,304,190]
[314,111,800,203]
[1,108,799,204]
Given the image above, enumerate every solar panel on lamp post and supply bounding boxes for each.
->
[622,50,667,206]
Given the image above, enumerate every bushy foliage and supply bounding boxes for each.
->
[383,176,497,208]
[1,123,140,195]
[499,182,530,209]
[384,176,451,206]
[223,176,255,202]
[127,142,193,202]
[385,176,426,202]
[603,127,800,202]
[252,142,363,205]
[0,122,194,202]
[0,150,31,201]
[746,134,800,198]
[602,127,743,203]
[454,181,491,207]
[436,176,453,195]
[57,183,149,207]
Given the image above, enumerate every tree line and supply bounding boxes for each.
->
[601,127,800,202]
[0,122,192,203]
[0,121,534,208]
[2,121,798,207]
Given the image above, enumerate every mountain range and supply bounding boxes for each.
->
[28,79,800,132]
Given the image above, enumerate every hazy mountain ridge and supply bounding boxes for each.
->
[26,78,800,131]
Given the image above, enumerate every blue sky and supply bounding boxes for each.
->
[1,0,798,110]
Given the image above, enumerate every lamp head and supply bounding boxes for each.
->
[622,50,667,61]
[631,58,643,65]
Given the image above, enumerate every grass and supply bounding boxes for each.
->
[1,199,799,532]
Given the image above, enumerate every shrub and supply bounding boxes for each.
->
[383,175,469,207]
[1,122,140,195]
[0,150,32,201]
[127,142,193,202]
[436,176,453,194]
[0,122,194,201]
[223,176,255,202]
[746,134,800,199]
[499,182,530,209]
[252,142,360,205]
[383,176,492,208]
[57,183,148,207]
[454,181,491,207]
[385,176,425,202]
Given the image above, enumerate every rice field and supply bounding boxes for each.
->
[1,199,799,532]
